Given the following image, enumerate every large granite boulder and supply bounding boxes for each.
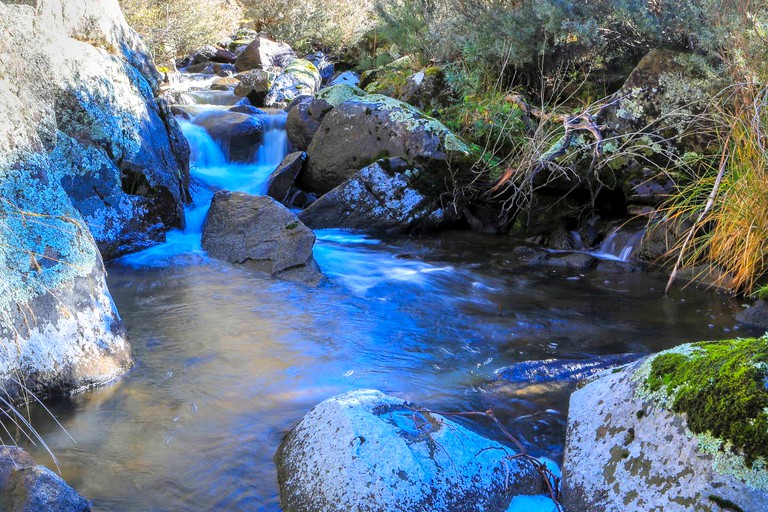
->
[299,158,444,233]
[0,0,190,399]
[300,87,469,195]
[563,338,768,511]
[0,446,91,511]
[192,110,264,163]
[235,36,297,72]
[276,389,545,512]
[264,59,322,108]
[201,192,323,284]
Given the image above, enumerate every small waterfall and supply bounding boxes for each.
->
[594,227,645,262]
[256,114,289,169]
[179,120,227,168]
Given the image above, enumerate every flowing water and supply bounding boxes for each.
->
[11,82,758,511]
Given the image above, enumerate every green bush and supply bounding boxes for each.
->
[120,0,242,65]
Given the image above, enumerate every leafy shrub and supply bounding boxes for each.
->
[120,0,242,65]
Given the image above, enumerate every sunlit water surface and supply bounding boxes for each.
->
[12,81,758,511]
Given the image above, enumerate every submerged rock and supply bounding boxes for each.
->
[493,353,642,386]
[562,342,768,512]
[0,446,91,511]
[299,158,443,233]
[192,110,264,162]
[202,192,323,284]
[301,87,469,195]
[276,389,544,512]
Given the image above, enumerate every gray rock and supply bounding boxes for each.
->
[285,96,333,151]
[192,110,264,162]
[264,59,322,108]
[234,69,273,106]
[0,0,194,399]
[305,51,334,81]
[545,252,596,270]
[301,90,469,195]
[202,192,323,284]
[0,446,91,511]
[235,37,297,72]
[562,358,768,512]
[276,389,545,512]
[735,300,768,329]
[328,70,360,87]
[299,158,443,233]
[266,152,306,205]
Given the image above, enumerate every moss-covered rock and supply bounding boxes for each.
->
[301,90,470,196]
[562,340,768,512]
[264,59,321,107]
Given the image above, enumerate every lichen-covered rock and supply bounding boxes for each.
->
[266,151,306,205]
[304,51,334,82]
[192,110,264,163]
[398,67,451,112]
[264,59,321,108]
[201,192,323,284]
[0,0,190,399]
[0,446,91,511]
[233,69,273,106]
[301,90,469,195]
[276,389,545,512]
[328,70,360,87]
[285,96,333,150]
[235,36,297,72]
[562,341,768,512]
[299,158,444,233]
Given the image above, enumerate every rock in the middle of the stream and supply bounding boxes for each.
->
[201,191,323,284]
[276,389,545,512]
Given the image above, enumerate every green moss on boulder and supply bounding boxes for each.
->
[644,336,768,467]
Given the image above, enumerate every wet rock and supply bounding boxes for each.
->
[276,389,544,512]
[234,69,272,106]
[213,48,237,64]
[735,300,768,329]
[202,192,323,284]
[266,152,306,205]
[264,59,322,108]
[563,356,768,512]
[228,105,267,116]
[211,76,240,90]
[235,36,297,72]
[0,446,91,511]
[285,96,333,150]
[301,88,469,195]
[185,62,213,74]
[299,158,443,233]
[192,110,264,162]
[212,63,237,76]
[545,252,596,270]
[493,353,642,386]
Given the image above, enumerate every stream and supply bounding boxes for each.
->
[13,77,756,511]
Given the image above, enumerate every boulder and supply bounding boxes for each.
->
[266,152,306,205]
[305,51,334,81]
[201,192,323,284]
[399,66,451,111]
[0,446,91,511]
[735,300,768,329]
[562,341,768,512]
[234,69,273,106]
[300,89,470,195]
[299,158,444,233]
[192,110,264,162]
[212,48,237,64]
[235,36,297,72]
[264,59,322,108]
[0,0,192,399]
[276,389,545,512]
[285,96,333,150]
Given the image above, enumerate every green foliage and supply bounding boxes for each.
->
[120,0,242,65]
[240,0,375,54]
[646,336,768,467]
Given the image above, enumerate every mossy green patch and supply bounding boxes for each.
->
[317,84,367,107]
[644,336,768,467]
